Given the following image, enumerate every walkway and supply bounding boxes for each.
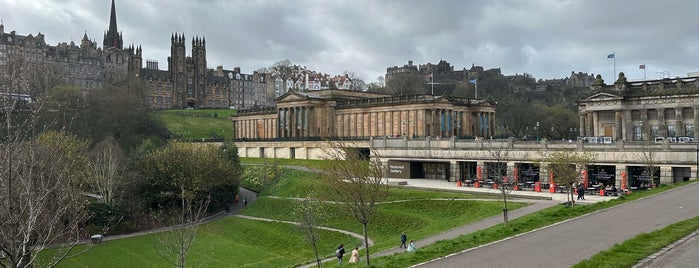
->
[417,181,699,268]
[297,178,614,267]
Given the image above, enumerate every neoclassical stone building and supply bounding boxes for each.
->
[232,89,496,140]
[578,73,699,142]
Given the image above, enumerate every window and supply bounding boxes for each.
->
[667,125,676,137]
[651,125,659,137]
[686,124,694,138]
[633,126,643,141]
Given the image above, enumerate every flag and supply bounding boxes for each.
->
[639,64,645,69]
[607,53,615,59]
[469,78,477,84]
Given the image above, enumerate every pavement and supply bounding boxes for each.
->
[416,180,699,268]
[385,178,617,204]
[297,179,616,267]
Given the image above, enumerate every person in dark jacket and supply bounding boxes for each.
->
[336,244,345,265]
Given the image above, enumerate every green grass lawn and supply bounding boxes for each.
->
[152,109,235,140]
[54,217,357,268]
[47,165,524,267]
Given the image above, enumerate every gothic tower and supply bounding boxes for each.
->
[103,0,123,49]
[128,45,142,78]
[169,33,187,107]
[192,36,207,104]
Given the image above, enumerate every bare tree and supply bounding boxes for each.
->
[636,140,659,188]
[318,142,388,267]
[484,141,513,227]
[88,136,126,205]
[0,129,92,267]
[155,195,210,268]
[295,197,325,268]
[1,53,93,268]
[543,149,596,206]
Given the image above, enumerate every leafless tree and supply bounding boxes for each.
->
[484,141,513,227]
[318,142,388,267]
[88,136,126,205]
[295,197,325,268]
[636,140,659,187]
[155,194,210,268]
[1,53,92,268]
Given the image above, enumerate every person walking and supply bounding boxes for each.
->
[243,196,248,207]
[400,232,407,248]
[336,244,345,265]
[348,247,359,263]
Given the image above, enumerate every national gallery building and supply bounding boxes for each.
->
[577,73,699,142]
[231,90,497,141]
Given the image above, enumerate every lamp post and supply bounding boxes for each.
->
[696,144,698,179]
[536,121,540,142]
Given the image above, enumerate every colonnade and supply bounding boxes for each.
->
[580,107,699,141]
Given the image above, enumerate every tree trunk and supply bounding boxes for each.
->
[363,223,370,267]
[313,243,321,268]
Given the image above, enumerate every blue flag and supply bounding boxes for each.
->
[469,78,477,84]
[607,53,615,59]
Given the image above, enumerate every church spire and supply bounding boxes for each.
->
[103,0,123,49]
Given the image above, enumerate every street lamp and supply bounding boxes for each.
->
[536,121,540,142]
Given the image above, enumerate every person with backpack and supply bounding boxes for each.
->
[335,244,345,265]
[400,232,407,248]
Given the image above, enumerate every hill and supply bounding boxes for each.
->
[152,109,235,140]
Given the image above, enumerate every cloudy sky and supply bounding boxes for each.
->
[2,0,698,83]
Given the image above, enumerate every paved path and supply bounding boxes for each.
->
[637,230,699,268]
[417,181,699,268]
[297,178,600,267]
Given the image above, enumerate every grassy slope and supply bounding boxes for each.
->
[152,109,235,140]
[49,164,525,267]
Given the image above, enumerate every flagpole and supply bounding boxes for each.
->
[613,52,616,80]
[644,65,646,79]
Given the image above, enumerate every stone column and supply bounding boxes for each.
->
[615,110,623,140]
[586,113,593,137]
[694,108,699,141]
[659,166,673,185]
[641,109,648,141]
[579,114,585,138]
[675,108,684,137]
[507,162,516,183]
[592,112,599,136]
[624,110,633,141]
[658,109,666,137]
[449,160,460,182]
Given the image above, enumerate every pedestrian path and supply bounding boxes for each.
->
[386,178,616,203]
[296,179,616,267]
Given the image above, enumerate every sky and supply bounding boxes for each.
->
[2,0,699,83]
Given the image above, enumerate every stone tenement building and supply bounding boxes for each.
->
[0,0,275,110]
[577,72,699,142]
[0,0,141,95]
[231,89,496,141]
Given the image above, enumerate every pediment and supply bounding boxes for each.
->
[276,91,317,103]
[582,92,623,102]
